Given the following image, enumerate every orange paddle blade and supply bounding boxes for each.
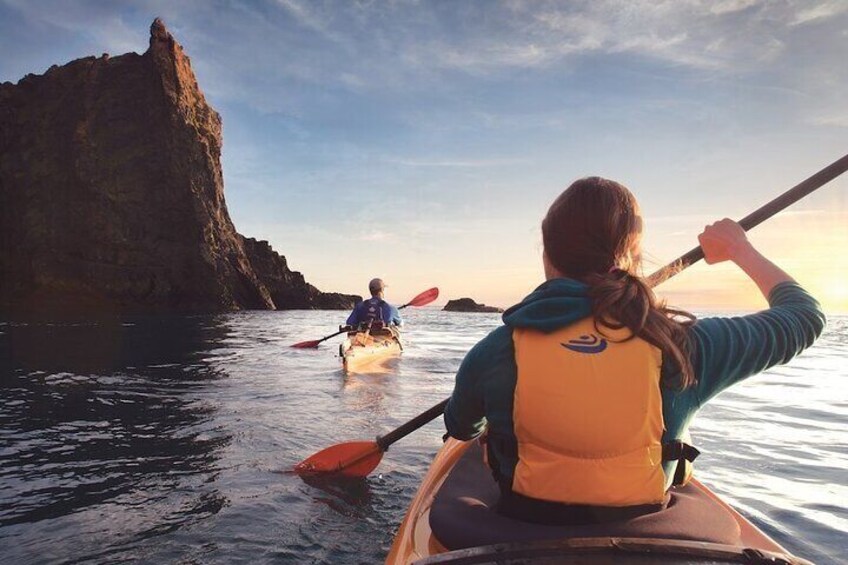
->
[404,287,439,308]
[290,339,321,348]
[293,441,384,477]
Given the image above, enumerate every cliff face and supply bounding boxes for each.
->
[0,19,349,314]
[241,237,359,309]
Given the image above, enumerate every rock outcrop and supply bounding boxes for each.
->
[443,298,504,313]
[240,237,359,309]
[0,19,351,314]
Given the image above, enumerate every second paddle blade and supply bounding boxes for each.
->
[294,441,383,478]
[406,287,439,308]
[290,340,321,348]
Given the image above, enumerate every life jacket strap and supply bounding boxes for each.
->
[485,433,518,489]
[662,441,700,486]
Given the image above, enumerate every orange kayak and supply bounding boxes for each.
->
[339,327,402,373]
[386,438,810,564]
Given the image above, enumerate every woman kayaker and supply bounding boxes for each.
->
[346,278,403,327]
[444,176,825,525]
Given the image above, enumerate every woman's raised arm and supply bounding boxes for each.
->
[698,218,794,298]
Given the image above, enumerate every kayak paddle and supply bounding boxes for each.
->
[295,153,848,477]
[289,287,440,348]
[294,400,448,477]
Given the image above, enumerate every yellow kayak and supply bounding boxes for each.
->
[339,326,402,373]
[386,438,810,564]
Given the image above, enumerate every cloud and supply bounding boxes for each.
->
[382,157,527,168]
[791,1,848,25]
[709,0,760,16]
[273,0,347,45]
[387,1,847,77]
[6,0,832,126]
[808,114,848,128]
[1,0,146,55]
[358,230,394,242]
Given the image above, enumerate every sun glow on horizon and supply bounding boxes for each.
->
[399,203,848,316]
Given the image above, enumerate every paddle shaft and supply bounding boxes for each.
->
[647,153,848,287]
[318,328,348,343]
[378,154,848,441]
[376,399,449,451]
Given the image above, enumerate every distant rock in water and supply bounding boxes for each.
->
[443,298,504,313]
[0,18,353,314]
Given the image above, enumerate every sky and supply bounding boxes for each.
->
[1,0,846,313]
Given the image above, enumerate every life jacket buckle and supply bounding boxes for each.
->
[662,440,700,463]
[662,440,700,487]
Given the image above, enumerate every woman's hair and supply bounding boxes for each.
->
[542,177,696,388]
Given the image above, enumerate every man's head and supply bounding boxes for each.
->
[368,278,386,297]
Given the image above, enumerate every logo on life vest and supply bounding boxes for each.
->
[561,334,607,354]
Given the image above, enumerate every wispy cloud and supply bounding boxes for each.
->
[6,0,833,128]
[274,0,347,45]
[791,1,848,25]
[808,114,848,128]
[1,0,145,55]
[709,0,760,16]
[358,230,394,242]
[383,157,527,168]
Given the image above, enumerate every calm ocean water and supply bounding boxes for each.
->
[0,309,845,564]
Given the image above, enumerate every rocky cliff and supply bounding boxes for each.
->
[0,19,354,314]
[240,237,359,309]
[443,298,504,313]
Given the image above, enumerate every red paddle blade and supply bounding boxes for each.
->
[290,339,321,348]
[293,441,384,477]
[405,287,439,308]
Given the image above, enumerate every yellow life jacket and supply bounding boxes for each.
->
[511,316,668,507]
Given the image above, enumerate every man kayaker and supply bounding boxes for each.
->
[444,177,825,525]
[346,278,403,327]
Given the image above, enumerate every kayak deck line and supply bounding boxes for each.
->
[386,439,810,564]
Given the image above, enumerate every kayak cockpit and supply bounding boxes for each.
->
[430,443,740,549]
[386,439,809,564]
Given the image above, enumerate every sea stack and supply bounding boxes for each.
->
[443,298,504,313]
[0,19,357,314]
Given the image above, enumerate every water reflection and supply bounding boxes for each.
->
[299,474,374,517]
[0,316,231,547]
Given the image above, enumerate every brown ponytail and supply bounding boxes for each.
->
[542,177,696,389]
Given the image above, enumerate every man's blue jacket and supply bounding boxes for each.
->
[346,297,402,326]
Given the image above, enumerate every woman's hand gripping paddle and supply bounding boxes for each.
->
[295,153,848,477]
[289,287,439,348]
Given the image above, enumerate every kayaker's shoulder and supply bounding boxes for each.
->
[463,325,515,365]
[478,324,514,349]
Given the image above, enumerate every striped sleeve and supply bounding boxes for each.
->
[688,282,826,406]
